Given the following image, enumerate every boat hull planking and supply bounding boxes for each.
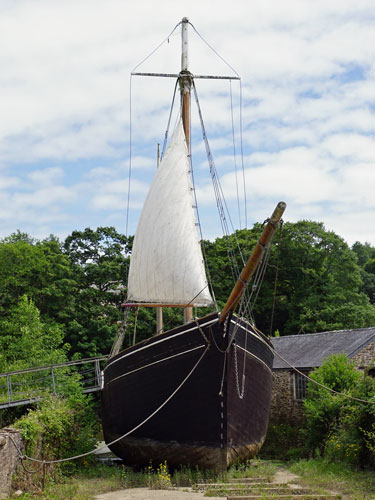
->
[101,312,273,470]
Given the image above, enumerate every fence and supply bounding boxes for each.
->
[0,356,108,409]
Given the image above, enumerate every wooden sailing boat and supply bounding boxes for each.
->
[101,18,286,470]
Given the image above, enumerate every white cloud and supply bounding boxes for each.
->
[322,134,375,163]
[0,0,374,245]
[28,167,64,185]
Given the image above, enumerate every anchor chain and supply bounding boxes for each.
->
[234,342,245,399]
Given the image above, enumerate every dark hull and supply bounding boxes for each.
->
[101,312,273,470]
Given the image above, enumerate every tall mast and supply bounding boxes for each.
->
[180,17,191,150]
[180,17,194,324]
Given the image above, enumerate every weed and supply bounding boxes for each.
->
[289,458,375,499]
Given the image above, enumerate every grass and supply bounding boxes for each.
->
[9,464,127,500]
[9,459,276,499]
[8,459,375,499]
[289,458,375,500]
[226,459,278,481]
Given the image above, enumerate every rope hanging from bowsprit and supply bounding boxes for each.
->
[269,219,284,335]
[0,341,211,468]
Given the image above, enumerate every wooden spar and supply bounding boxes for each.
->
[220,201,286,324]
[123,302,194,308]
[156,307,163,335]
[180,17,193,324]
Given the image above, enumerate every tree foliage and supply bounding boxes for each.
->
[205,220,375,336]
[0,234,76,322]
[0,295,67,373]
[352,241,375,305]
[0,222,374,365]
[62,227,131,356]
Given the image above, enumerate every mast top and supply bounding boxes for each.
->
[181,17,189,72]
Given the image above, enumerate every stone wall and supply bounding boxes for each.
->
[0,428,23,499]
[352,341,375,370]
[270,370,304,423]
[270,342,375,424]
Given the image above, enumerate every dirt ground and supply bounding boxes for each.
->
[94,468,300,499]
[273,468,300,484]
[95,487,222,500]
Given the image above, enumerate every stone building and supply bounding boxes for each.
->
[270,327,375,423]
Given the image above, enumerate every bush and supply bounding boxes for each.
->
[260,422,308,460]
[13,387,99,490]
[304,353,375,468]
[303,354,361,452]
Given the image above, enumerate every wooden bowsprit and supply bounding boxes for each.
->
[220,201,286,323]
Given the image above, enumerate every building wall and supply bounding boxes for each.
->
[270,369,304,423]
[352,341,375,370]
[270,342,375,424]
[0,428,23,499]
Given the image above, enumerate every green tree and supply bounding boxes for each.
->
[273,221,375,334]
[63,227,131,356]
[204,221,375,335]
[352,242,375,305]
[203,227,260,309]
[0,234,76,323]
[352,241,375,267]
[0,295,67,372]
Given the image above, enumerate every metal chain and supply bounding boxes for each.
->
[233,343,245,399]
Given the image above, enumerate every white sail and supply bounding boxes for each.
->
[127,119,213,307]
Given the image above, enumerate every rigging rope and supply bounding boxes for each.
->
[192,80,245,292]
[188,19,247,228]
[188,21,240,79]
[131,22,181,75]
[160,80,179,160]
[126,75,132,239]
[189,154,218,309]
[230,79,241,229]
[4,321,374,472]
[269,221,284,335]
[126,19,181,242]
[246,322,375,406]
[1,341,211,466]
[245,228,275,311]
[127,20,250,321]
[238,80,248,229]
[271,344,375,406]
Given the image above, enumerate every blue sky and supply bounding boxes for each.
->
[1,0,374,245]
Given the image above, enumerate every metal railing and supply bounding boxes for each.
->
[0,356,108,409]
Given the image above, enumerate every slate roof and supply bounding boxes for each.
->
[272,327,375,370]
